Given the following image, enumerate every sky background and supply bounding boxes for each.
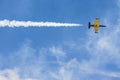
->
[0,0,120,80]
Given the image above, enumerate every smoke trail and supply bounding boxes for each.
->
[0,19,82,27]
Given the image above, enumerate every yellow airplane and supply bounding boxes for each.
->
[88,18,106,33]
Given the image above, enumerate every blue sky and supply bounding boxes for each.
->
[0,0,120,80]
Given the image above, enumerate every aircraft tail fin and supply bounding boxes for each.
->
[88,22,91,29]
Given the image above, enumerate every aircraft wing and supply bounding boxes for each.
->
[99,25,106,27]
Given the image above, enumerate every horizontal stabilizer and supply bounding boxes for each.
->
[88,22,94,29]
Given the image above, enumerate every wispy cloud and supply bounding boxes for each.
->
[0,36,120,80]
[0,19,81,28]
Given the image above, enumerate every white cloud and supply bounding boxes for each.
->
[49,46,66,64]
[0,38,120,80]
[0,68,39,80]
[0,68,19,80]
[49,46,66,58]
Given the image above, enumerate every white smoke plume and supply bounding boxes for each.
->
[0,19,81,27]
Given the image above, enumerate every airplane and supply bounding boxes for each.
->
[88,18,106,33]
